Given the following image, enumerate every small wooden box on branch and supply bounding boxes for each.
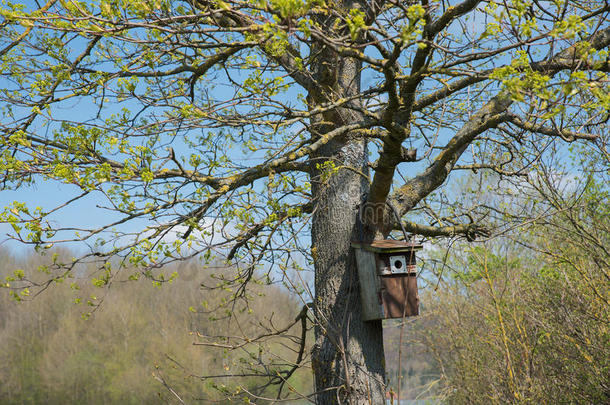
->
[351,240,422,322]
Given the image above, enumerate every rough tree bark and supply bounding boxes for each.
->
[310,136,386,404]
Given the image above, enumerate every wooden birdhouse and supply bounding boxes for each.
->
[351,240,423,321]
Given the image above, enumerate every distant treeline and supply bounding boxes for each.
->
[0,250,312,404]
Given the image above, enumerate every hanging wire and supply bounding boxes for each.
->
[385,200,410,242]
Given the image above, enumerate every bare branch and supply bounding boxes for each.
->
[506,114,600,142]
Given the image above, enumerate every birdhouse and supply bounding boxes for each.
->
[351,240,423,321]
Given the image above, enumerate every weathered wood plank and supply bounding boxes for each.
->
[354,248,384,321]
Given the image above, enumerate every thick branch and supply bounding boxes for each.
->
[368,0,483,212]
[389,97,511,219]
[397,220,490,241]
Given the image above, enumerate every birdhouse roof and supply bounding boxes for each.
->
[351,239,423,253]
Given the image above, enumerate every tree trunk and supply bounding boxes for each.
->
[308,40,387,403]
[310,148,386,404]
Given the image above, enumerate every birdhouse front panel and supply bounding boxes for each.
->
[379,274,419,318]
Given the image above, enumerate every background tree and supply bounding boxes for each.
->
[1,0,608,403]
[410,139,609,403]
